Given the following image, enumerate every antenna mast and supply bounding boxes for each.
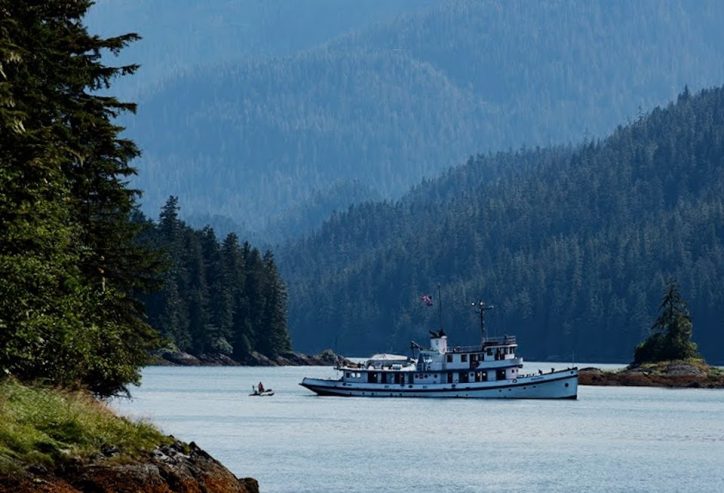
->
[472,300,494,346]
[437,283,443,331]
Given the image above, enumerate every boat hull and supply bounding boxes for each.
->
[301,369,578,399]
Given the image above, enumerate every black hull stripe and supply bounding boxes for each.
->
[301,373,577,394]
[300,384,577,400]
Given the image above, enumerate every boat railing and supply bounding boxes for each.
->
[450,336,516,352]
[483,335,516,346]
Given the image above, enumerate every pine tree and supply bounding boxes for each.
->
[199,227,233,355]
[634,280,699,364]
[1,0,160,395]
[222,234,253,360]
[262,251,292,357]
[155,196,191,349]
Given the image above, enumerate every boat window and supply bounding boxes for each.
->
[461,354,468,362]
[446,354,453,363]
[486,349,493,356]
[345,372,351,378]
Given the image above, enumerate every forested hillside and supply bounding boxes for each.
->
[87,0,431,99]
[91,0,724,241]
[280,87,724,363]
[139,198,291,361]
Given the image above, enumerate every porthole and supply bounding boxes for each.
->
[565,383,569,387]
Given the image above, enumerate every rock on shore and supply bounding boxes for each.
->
[1,440,258,493]
[151,348,350,367]
[579,360,724,388]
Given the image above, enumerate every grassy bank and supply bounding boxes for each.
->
[0,379,171,475]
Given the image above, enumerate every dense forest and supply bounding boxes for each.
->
[280,87,724,363]
[139,198,291,361]
[0,2,291,396]
[90,0,724,241]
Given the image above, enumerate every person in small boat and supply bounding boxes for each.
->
[258,381,265,393]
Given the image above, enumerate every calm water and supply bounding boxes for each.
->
[112,364,724,493]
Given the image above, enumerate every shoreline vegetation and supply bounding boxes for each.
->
[0,380,258,493]
[149,348,350,367]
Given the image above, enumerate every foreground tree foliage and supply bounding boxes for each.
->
[0,1,159,395]
[634,281,699,365]
[140,198,291,361]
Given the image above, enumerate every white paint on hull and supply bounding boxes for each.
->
[301,369,578,399]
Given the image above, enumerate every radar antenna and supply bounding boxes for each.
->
[472,300,494,346]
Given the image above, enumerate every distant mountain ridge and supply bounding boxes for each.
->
[279,86,724,362]
[91,0,724,241]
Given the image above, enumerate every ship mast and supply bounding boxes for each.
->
[472,300,494,346]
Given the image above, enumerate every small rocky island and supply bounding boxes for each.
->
[580,281,724,388]
[580,360,724,388]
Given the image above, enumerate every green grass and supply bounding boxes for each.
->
[0,379,171,475]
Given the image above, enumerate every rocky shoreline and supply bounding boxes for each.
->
[2,439,258,493]
[579,360,724,388]
[150,348,350,367]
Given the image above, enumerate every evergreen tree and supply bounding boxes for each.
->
[260,251,292,357]
[634,280,699,364]
[199,227,233,355]
[154,196,191,349]
[0,0,159,395]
